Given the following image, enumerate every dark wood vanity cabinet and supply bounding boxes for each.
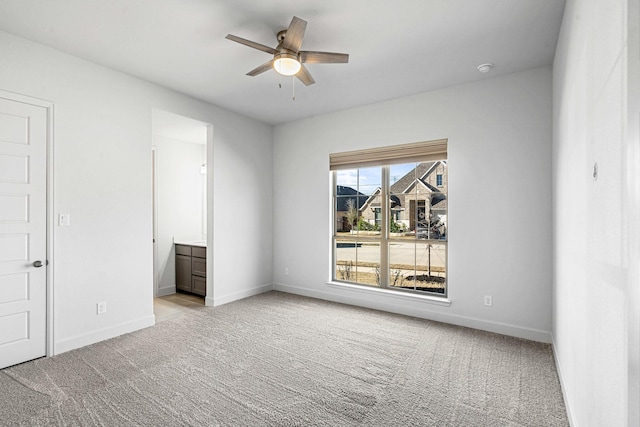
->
[175,252,192,293]
[175,244,206,296]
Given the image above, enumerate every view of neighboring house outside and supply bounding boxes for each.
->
[359,161,447,238]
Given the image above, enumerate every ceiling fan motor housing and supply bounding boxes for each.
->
[274,49,299,62]
[275,30,300,61]
[276,29,289,43]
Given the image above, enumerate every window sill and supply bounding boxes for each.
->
[326,281,451,307]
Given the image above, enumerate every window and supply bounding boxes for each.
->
[331,140,448,296]
[373,208,382,227]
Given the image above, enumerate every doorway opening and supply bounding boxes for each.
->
[151,109,212,313]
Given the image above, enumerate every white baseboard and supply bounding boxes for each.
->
[273,283,552,343]
[54,314,156,355]
[157,285,176,297]
[552,334,576,426]
[210,283,273,307]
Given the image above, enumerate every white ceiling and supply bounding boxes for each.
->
[0,0,566,126]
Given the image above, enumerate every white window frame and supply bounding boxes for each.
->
[330,139,448,298]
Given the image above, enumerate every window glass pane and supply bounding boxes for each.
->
[335,239,358,282]
[357,166,381,197]
[336,169,358,187]
[388,243,447,294]
[355,167,381,236]
[430,163,447,241]
[355,242,380,286]
[337,167,382,236]
[357,199,381,234]
[388,241,415,289]
[335,240,380,286]
[335,195,358,233]
[417,203,446,241]
[389,163,416,234]
[413,243,446,294]
[387,161,448,241]
[390,163,416,188]
[431,213,447,241]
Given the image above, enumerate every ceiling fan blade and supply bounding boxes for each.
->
[225,34,277,54]
[282,16,307,52]
[247,60,274,76]
[296,64,315,86]
[300,51,349,64]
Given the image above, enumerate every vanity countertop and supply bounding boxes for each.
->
[174,240,207,247]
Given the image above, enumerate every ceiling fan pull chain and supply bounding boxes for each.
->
[292,76,296,101]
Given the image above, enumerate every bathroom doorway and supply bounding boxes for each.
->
[151,109,210,302]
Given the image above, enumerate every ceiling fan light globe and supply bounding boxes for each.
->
[273,54,301,76]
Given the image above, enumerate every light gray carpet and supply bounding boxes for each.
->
[0,291,568,426]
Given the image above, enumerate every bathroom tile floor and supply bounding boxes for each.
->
[154,292,205,323]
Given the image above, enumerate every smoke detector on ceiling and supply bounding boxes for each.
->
[477,63,494,73]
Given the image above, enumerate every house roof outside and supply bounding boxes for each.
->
[432,198,447,211]
[358,188,403,212]
[390,162,435,195]
[391,162,447,209]
[336,185,368,212]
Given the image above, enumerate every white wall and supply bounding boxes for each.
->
[153,134,205,295]
[0,30,273,353]
[552,0,640,425]
[273,66,553,342]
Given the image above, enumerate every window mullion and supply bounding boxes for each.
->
[380,166,389,287]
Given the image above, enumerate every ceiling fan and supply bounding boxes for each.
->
[225,16,349,86]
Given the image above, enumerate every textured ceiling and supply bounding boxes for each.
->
[0,0,566,125]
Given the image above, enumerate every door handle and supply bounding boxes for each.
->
[33,260,43,268]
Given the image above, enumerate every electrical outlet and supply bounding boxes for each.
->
[97,301,107,315]
[284,267,289,276]
[484,296,493,307]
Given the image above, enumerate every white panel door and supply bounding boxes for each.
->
[0,97,47,369]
